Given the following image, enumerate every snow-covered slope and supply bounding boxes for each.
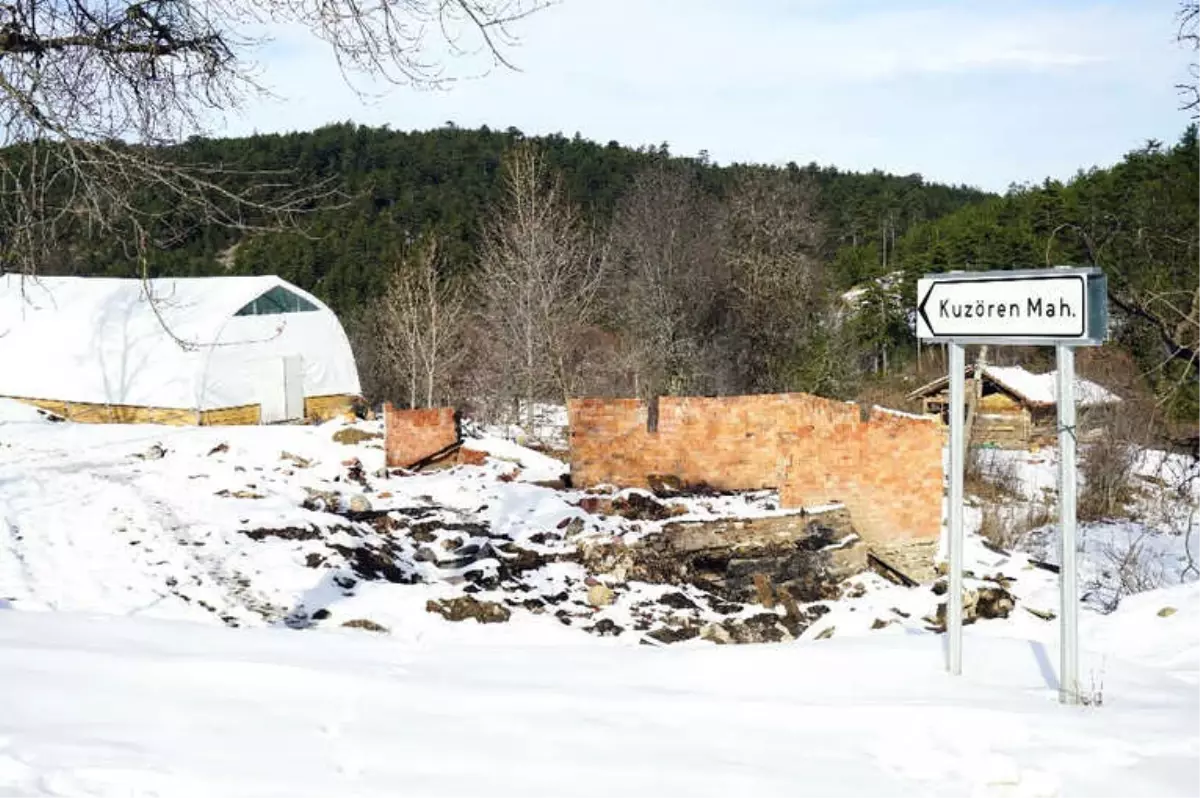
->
[0,408,1197,796]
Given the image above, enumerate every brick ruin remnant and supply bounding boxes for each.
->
[567,393,943,580]
[383,404,460,469]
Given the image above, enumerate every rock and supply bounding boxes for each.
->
[658,592,699,611]
[1158,606,1177,618]
[304,553,325,568]
[587,584,616,607]
[457,447,488,466]
[330,543,415,584]
[579,491,680,522]
[215,489,266,499]
[409,528,437,543]
[413,546,439,563]
[346,493,372,513]
[975,586,1015,619]
[704,595,742,615]
[753,573,777,608]
[135,443,167,460]
[207,443,229,456]
[311,608,331,621]
[280,451,313,468]
[610,491,680,521]
[301,488,342,513]
[700,623,734,645]
[720,613,795,644]
[531,477,570,490]
[332,428,382,445]
[646,474,685,496]
[646,625,700,645]
[341,618,389,633]
[932,583,1016,628]
[870,618,891,630]
[241,525,323,541]
[426,596,512,624]
[586,618,624,637]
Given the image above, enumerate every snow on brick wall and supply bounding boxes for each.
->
[384,405,460,468]
[567,393,942,544]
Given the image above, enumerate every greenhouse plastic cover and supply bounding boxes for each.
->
[0,274,360,410]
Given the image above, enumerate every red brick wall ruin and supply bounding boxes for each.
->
[567,393,943,545]
[384,404,460,468]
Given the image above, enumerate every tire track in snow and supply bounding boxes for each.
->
[0,452,282,623]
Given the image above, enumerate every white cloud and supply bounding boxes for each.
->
[210,0,1191,191]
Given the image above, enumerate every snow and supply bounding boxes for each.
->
[0,409,1196,795]
[0,592,1196,797]
[982,366,1121,407]
[0,274,359,409]
[0,398,57,424]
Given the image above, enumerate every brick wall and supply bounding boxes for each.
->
[383,404,460,468]
[567,393,942,545]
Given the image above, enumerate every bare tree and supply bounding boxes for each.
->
[477,142,601,426]
[0,0,550,277]
[1179,1,1199,117]
[368,236,468,408]
[604,161,730,397]
[722,167,836,393]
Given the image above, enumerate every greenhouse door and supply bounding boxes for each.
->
[260,355,305,423]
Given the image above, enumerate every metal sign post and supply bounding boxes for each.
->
[1056,345,1079,703]
[947,343,965,676]
[916,267,1107,705]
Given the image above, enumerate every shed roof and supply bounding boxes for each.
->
[906,364,1121,408]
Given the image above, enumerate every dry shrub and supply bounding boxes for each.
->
[1080,407,1141,522]
[979,501,1054,550]
[966,446,1022,501]
[1086,528,1167,612]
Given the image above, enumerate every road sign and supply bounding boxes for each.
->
[919,266,1109,706]
[916,267,1107,346]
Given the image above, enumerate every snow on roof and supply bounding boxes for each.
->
[982,365,1121,407]
[0,274,359,410]
[907,364,1121,407]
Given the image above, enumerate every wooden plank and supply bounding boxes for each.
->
[200,404,261,426]
[304,394,355,422]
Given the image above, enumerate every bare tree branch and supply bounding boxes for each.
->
[0,0,551,277]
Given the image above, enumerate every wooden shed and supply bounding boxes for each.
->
[906,365,1121,447]
[0,274,361,425]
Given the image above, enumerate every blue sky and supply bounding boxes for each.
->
[217,0,1194,192]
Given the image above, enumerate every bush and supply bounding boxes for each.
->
[1080,438,1139,522]
[978,501,1054,551]
[965,446,1022,501]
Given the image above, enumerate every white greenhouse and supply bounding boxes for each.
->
[0,274,361,424]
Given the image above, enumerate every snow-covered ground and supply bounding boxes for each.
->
[0,586,1195,797]
[0,399,1197,796]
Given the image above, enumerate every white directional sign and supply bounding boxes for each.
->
[916,267,1106,346]
[917,265,1109,706]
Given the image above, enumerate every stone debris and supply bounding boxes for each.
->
[928,581,1016,630]
[426,596,512,624]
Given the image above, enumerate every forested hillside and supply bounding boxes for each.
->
[836,126,1199,422]
[20,123,1196,429]
[43,124,987,312]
